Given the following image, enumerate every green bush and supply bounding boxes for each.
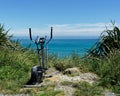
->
[0,48,39,94]
[51,53,87,72]
[0,24,8,46]
[98,50,120,93]
[88,25,120,57]
[86,24,120,94]
[85,50,120,94]
[73,82,104,96]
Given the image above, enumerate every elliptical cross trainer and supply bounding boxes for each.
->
[26,27,53,85]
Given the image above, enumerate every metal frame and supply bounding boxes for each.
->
[26,27,53,85]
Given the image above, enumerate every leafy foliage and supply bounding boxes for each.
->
[0,48,39,94]
[51,53,85,72]
[0,24,8,46]
[88,25,120,57]
[98,50,120,93]
[86,24,120,94]
[0,24,39,94]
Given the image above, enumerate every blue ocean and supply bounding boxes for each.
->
[18,37,98,57]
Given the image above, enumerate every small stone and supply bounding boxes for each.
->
[63,67,80,76]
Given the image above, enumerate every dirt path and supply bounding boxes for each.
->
[43,68,116,96]
[43,68,99,96]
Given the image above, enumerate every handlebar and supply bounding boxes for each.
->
[29,27,53,45]
[46,27,53,45]
[28,27,53,71]
[51,27,53,39]
[29,28,32,41]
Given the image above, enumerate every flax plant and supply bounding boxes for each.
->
[88,25,120,57]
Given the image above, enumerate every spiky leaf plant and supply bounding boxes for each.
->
[88,25,120,57]
[0,24,23,50]
[0,24,8,46]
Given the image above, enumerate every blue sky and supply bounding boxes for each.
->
[0,0,120,38]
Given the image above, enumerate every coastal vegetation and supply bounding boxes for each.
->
[0,23,120,95]
[87,23,120,93]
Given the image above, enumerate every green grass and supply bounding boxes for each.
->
[21,84,64,96]
[61,81,105,96]
[0,48,39,94]
[50,52,89,73]
[61,81,73,86]
[73,82,104,96]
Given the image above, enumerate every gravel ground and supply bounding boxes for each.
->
[45,68,117,96]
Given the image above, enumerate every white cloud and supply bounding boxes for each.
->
[48,23,110,36]
[9,23,115,37]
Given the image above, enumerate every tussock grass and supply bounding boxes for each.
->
[73,82,104,96]
[0,49,38,94]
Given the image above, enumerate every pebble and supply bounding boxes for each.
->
[104,91,116,96]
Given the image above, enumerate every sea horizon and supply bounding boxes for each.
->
[12,35,99,40]
[12,36,98,58]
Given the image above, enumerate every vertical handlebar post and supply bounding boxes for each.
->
[29,28,32,41]
[29,28,35,43]
[46,27,53,69]
[51,27,53,39]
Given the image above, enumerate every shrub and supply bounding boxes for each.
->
[52,53,83,72]
[0,24,8,46]
[98,50,120,92]
[86,23,120,94]
[88,24,120,57]
[0,48,39,94]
